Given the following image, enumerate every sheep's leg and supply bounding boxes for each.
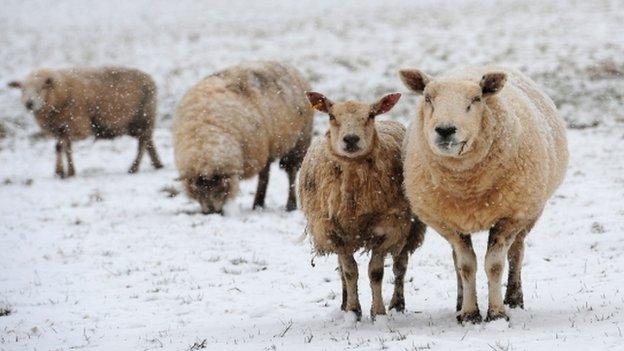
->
[450,234,481,324]
[146,137,163,170]
[338,253,362,320]
[55,139,65,178]
[452,248,463,312]
[368,251,386,319]
[128,137,146,174]
[64,138,75,177]
[339,259,347,311]
[505,221,534,309]
[389,248,408,312]
[279,153,301,212]
[484,219,519,322]
[252,162,271,209]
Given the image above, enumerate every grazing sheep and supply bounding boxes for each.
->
[8,67,163,177]
[399,66,568,323]
[173,61,313,214]
[299,91,426,321]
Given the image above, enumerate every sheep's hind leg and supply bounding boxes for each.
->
[64,138,75,177]
[279,152,302,212]
[505,221,534,309]
[146,137,163,170]
[128,137,146,174]
[389,248,408,312]
[451,234,481,324]
[252,162,271,209]
[338,253,362,320]
[55,139,65,178]
[368,251,386,319]
[484,219,520,322]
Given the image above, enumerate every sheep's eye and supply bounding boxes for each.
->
[368,112,375,119]
[472,96,481,103]
[466,105,471,112]
[424,96,432,104]
[328,114,336,121]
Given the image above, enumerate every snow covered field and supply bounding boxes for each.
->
[1,0,623,350]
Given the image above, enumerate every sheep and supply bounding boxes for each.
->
[299,91,426,321]
[8,67,163,177]
[399,66,569,323]
[173,61,313,214]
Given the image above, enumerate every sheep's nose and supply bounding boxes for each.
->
[435,126,456,138]
[343,134,360,147]
[25,100,34,110]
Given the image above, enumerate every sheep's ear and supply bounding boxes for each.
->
[370,93,401,117]
[480,72,507,96]
[305,91,333,114]
[8,81,22,89]
[399,69,431,94]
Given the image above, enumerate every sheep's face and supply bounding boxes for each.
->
[399,69,507,158]
[8,70,64,113]
[183,174,237,215]
[306,92,401,159]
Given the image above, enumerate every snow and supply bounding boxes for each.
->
[1,0,623,350]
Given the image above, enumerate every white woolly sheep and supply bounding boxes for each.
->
[299,91,426,321]
[8,67,163,177]
[399,66,568,323]
[173,61,313,214]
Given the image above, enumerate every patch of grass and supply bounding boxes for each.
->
[0,307,12,317]
[188,339,207,350]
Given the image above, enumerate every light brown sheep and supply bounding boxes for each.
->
[173,61,313,214]
[299,91,426,321]
[8,67,163,177]
[399,66,568,323]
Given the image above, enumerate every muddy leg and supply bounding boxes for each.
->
[55,139,65,178]
[146,138,163,169]
[64,138,75,177]
[485,220,520,322]
[389,248,408,312]
[128,137,146,174]
[452,249,463,312]
[369,251,386,319]
[505,226,531,309]
[451,234,481,324]
[338,253,361,320]
[252,162,271,209]
[279,154,300,212]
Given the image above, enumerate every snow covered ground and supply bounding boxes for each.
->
[1,0,623,350]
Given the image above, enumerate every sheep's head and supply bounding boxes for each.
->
[399,69,506,158]
[306,91,401,159]
[182,174,238,215]
[8,69,65,113]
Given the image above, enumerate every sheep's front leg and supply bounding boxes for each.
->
[339,259,347,311]
[452,248,463,312]
[55,139,65,178]
[485,219,520,322]
[338,253,362,320]
[252,162,271,209]
[64,138,75,177]
[368,251,386,319]
[129,137,146,174]
[389,248,408,312]
[450,234,481,324]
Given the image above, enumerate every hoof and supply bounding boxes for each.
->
[485,309,510,322]
[370,309,386,321]
[389,296,405,312]
[348,307,362,322]
[128,167,138,174]
[252,203,265,210]
[56,171,66,179]
[457,310,482,324]
[504,294,524,309]
[153,163,164,170]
